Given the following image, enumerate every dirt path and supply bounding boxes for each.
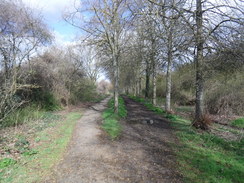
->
[46,96,182,183]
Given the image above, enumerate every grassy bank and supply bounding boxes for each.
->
[0,105,45,128]
[129,95,244,183]
[0,112,82,183]
[0,98,61,129]
[102,96,127,139]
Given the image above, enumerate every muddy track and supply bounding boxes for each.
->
[119,96,182,183]
[45,96,182,183]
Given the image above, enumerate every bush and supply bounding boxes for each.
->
[156,64,195,106]
[160,61,244,115]
[31,90,60,111]
[70,79,98,104]
[205,71,244,115]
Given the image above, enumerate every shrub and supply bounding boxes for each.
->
[70,79,98,104]
[31,90,60,111]
[205,71,244,115]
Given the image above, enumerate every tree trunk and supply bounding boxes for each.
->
[139,77,142,96]
[113,54,119,114]
[135,80,138,96]
[145,61,150,98]
[151,37,157,105]
[133,85,136,96]
[165,30,173,112]
[152,70,157,105]
[193,0,207,129]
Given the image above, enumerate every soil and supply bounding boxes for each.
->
[46,96,182,183]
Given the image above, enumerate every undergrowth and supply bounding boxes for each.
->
[1,105,45,128]
[102,96,127,139]
[129,95,244,183]
[31,90,61,111]
[0,112,81,183]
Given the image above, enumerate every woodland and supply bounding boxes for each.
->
[0,0,243,182]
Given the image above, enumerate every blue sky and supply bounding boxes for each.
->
[22,0,81,45]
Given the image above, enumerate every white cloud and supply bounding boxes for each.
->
[52,30,73,47]
[22,0,81,46]
[22,0,74,20]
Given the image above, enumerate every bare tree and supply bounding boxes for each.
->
[192,0,243,129]
[134,0,191,110]
[0,0,51,122]
[64,0,131,113]
[82,47,101,83]
[146,0,243,128]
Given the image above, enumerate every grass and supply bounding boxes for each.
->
[171,117,244,183]
[0,158,17,169]
[0,99,63,129]
[231,118,244,128]
[0,112,82,183]
[216,124,243,136]
[0,104,45,128]
[102,96,127,139]
[129,95,244,183]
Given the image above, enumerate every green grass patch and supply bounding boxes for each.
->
[1,104,45,128]
[171,116,244,183]
[0,102,63,129]
[0,158,17,169]
[1,90,62,128]
[0,112,82,183]
[129,95,244,183]
[102,97,127,139]
[231,118,244,128]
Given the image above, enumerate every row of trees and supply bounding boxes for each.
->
[66,0,244,129]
